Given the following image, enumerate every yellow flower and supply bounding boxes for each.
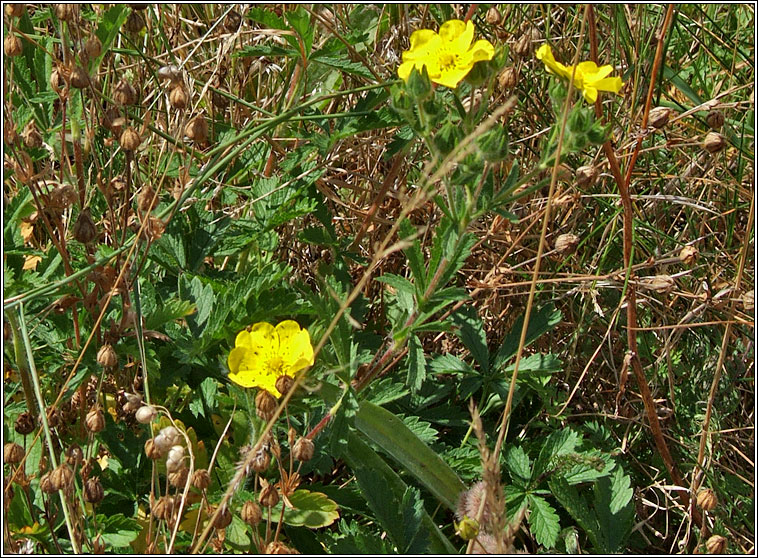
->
[228,320,314,397]
[398,19,495,89]
[536,44,623,104]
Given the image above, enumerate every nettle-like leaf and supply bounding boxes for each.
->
[527,494,561,549]
[270,490,340,528]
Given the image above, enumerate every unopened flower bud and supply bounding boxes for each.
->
[703,131,725,153]
[85,406,105,433]
[97,344,117,368]
[192,469,211,490]
[406,66,432,101]
[255,390,278,421]
[84,477,104,503]
[648,106,671,129]
[241,500,262,526]
[135,405,157,424]
[705,109,724,130]
[293,437,314,462]
[456,516,480,540]
[74,208,97,244]
[159,426,180,445]
[705,534,727,554]
[4,442,24,464]
[554,233,580,256]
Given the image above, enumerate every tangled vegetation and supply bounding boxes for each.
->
[3,4,754,554]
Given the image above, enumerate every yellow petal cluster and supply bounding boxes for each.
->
[536,44,623,104]
[398,19,495,89]
[228,321,314,397]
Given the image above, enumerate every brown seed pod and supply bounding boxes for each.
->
[250,448,271,473]
[241,500,262,526]
[69,66,90,89]
[223,10,242,33]
[15,412,35,435]
[84,477,104,503]
[4,34,23,57]
[184,114,208,144]
[50,68,66,95]
[554,233,580,256]
[4,442,24,465]
[703,131,725,153]
[743,289,755,312]
[648,106,671,129]
[265,541,298,554]
[678,245,698,266]
[112,79,138,106]
[293,437,314,462]
[80,458,94,480]
[705,534,727,554]
[39,472,55,494]
[696,488,718,512]
[705,109,724,130]
[97,343,118,368]
[49,183,78,211]
[50,464,74,493]
[638,274,675,294]
[168,84,189,110]
[144,438,163,460]
[119,127,141,151]
[255,390,278,421]
[55,4,79,22]
[575,165,599,188]
[497,66,518,91]
[168,466,189,489]
[65,444,83,467]
[259,483,280,508]
[85,406,105,433]
[5,4,26,18]
[137,184,157,212]
[124,11,145,34]
[84,35,102,60]
[152,495,174,521]
[486,7,501,25]
[274,375,295,397]
[191,469,211,490]
[135,405,157,424]
[211,505,232,529]
[73,208,97,244]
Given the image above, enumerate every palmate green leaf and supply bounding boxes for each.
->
[143,297,195,331]
[376,273,416,298]
[504,445,532,485]
[527,494,561,549]
[345,433,457,554]
[429,354,476,375]
[97,514,140,549]
[311,55,376,80]
[285,7,314,56]
[270,490,340,528]
[354,400,466,511]
[329,519,395,554]
[532,428,579,480]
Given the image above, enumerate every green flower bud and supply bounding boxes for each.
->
[549,81,567,110]
[406,66,432,101]
[476,125,509,163]
[456,516,480,540]
[434,121,463,156]
[567,107,590,134]
[587,121,610,145]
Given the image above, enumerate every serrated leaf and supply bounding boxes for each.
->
[407,335,426,392]
[97,514,140,548]
[143,298,195,331]
[376,273,416,297]
[593,467,635,552]
[607,465,633,514]
[528,494,561,549]
[428,354,475,375]
[450,305,489,371]
[493,304,561,371]
[533,429,579,480]
[504,445,532,484]
[398,219,427,293]
[270,490,339,528]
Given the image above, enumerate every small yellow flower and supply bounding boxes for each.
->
[398,19,495,89]
[536,44,623,104]
[228,321,314,397]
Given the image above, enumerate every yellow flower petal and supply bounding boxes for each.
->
[228,346,246,374]
[439,19,469,44]
[588,76,623,94]
[537,43,623,103]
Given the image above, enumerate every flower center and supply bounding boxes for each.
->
[439,51,457,71]
[266,355,285,376]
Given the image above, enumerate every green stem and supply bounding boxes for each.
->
[7,312,37,420]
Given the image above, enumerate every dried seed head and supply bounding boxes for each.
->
[84,35,102,60]
[512,32,534,58]
[191,469,211,490]
[255,390,278,422]
[15,412,35,436]
[250,448,271,474]
[185,114,208,144]
[39,472,55,494]
[74,208,97,244]
[84,477,104,503]
[144,438,163,460]
[4,34,23,57]
[97,343,118,368]
[169,84,189,110]
[21,120,42,150]
[137,184,157,212]
[69,66,90,89]
[265,541,298,554]
[159,426,181,446]
[742,289,754,312]
[4,442,24,465]
[5,4,25,18]
[678,245,698,266]
[703,132,725,153]
[65,444,83,467]
[223,10,242,33]
[80,458,94,480]
[49,68,66,95]
[85,406,105,433]
[55,4,79,22]
[49,183,78,211]
[554,233,580,256]
[241,500,262,526]
[259,483,280,508]
[696,488,718,511]
[157,64,182,83]
[143,216,165,241]
[648,106,671,129]
[706,109,724,130]
[275,375,295,397]
[152,495,174,521]
[166,445,185,472]
[124,11,145,34]
[135,405,157,424]
[497,66,518,91]
[122,392,143,412]
[119,127,141,151]
[705,534,727,554]
[293,437,314,462]
[575,165,599,188]
[112,79,138,106]
[486,7,501,25]
[50,464,74,493]
[639,274,675,294]
[211,505,232,529]
[168,466,190,488]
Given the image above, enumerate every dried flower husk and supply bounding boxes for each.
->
[4,34,23,57]
[84,477,104,503]
[97,343,117,368]
[120,127,141,151]
[192,469,211,490]
[211,505,232,529]
[5,4,26,18]
[113,79,138,106]
[84,35,102,60]
[15,412,35,435]
[74,208,97,244]
[554,233,580,256]
[293,437,314,462]
[648,106,671,129]
[259,483,280,508]
[50,464,74,493]
[169,84,189,110]
[241,500,262,526]
[703,131,725,153]
[85,406,105,433]
[255,390,278,421]
[4,442,24,465]
[70,66,90,89]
